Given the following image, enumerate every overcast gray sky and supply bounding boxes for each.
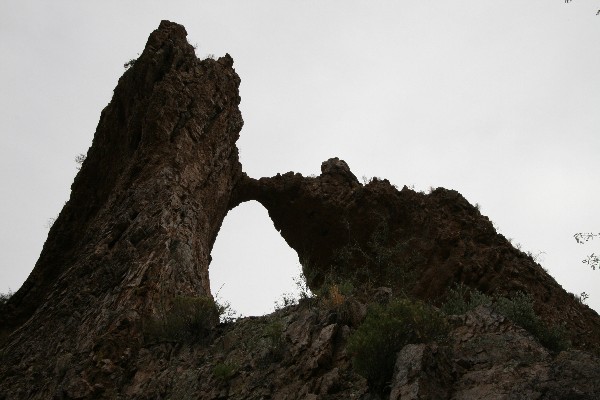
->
[1,1,599,316]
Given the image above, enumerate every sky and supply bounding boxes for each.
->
[1,1,599,316]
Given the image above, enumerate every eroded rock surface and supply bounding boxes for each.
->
[1,20,600,400]
[0,20,243,398]
[389,306,600,400]
[231,158,600,351]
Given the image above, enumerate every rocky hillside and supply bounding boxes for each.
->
[1,21,599,399]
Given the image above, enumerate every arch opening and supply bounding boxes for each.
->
[209,201,306,317]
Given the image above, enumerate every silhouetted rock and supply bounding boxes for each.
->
[1,20,600,400]
[0,20,243,398]
[232,160,600,352]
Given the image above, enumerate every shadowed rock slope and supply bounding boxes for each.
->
[231,158,600,352]
[1,20,600,400]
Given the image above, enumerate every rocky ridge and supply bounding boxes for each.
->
[1,20,599,399]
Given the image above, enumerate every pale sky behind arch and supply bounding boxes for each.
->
[0,1,599,316]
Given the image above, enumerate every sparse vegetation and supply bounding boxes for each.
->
[263,320,285,361]
[216,298,239,324]
[318,282,350,309]
[212,285,241,323]
[274,270,314,311]
[440,283,492,315]
[576,291,589,304]
[143,295,228,343]
[347,298,448,394]
[293,270,313,301]
[574,232,599,270]
[124,53,141,69]
[498,291,569,352]
[124,58,137,69]
[442,284,570,352]
[332,218,419,291]
[46,215,58,230]
[75,153,86,170]
[315,280,358,325]
[213,362,238,382]
[273,293,298,311]
[0,290,14,306]
[527,250,546,263]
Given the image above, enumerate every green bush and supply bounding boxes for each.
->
[441,285,570,352]
[347,298,447,394]
[213,362,237,382]
[264,320,284,346]
[441,283,492,315]
[494,291,569,352]
[263,320,285,361]
[144,296,222,343]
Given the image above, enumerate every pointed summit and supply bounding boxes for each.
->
[1,20,243,397]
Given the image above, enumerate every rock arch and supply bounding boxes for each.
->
[2,20,600,398]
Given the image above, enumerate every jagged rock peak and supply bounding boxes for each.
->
[320,157,359,185]
[0,20,244,398]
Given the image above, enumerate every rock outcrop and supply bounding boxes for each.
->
[232,158,600,351]
[0,21,243,398]
[1,20,600,400]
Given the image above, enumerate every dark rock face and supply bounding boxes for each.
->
[0,21,243,398]
[389,306,600,399]
[2,20,600,400]
[232,159,600,351]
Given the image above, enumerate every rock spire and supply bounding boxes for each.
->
[1,20,243,397]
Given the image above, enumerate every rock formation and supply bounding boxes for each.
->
[1,20,600,399]
[232,158,600,350]
[0,21,243,398]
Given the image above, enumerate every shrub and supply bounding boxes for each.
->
[574,232,599,271]
[331,218,419,292]
[274,293,298,311]
[213,362,237,382]
[494,291,538,329]
[274,270,315,311]
[0,290,13,306]
[316,279,352,308]
[325,284,346,308]
[293,270,314,301]
[124,58,137,69]
[441,285,570,352]
[215,298,238,324]
[144,296,222,343]
[494,291,569,352]
[74,153,86,170]
[441,283,492,315]
[263,320,285,361]
[347,298,448,394]
[264,320,284,345]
